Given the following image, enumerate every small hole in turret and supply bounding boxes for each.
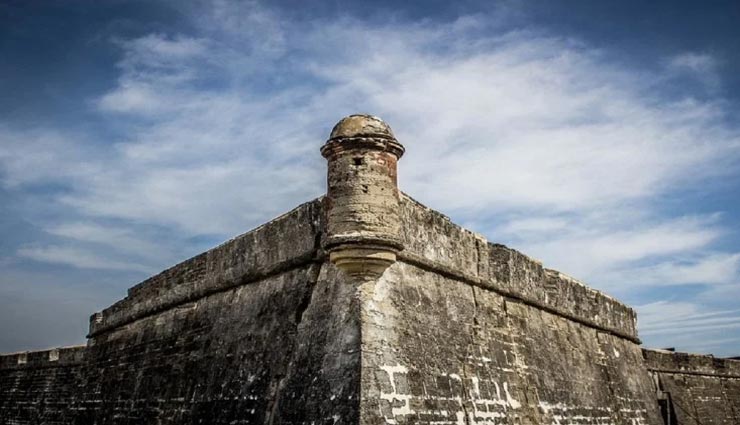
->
[353,157,363,166]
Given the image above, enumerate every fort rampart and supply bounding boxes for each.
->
[1,115,737,424]
[644,349,740,424]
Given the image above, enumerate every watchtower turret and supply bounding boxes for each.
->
[321,114,405,279]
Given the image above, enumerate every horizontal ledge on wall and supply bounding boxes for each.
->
[88,250,324,338]
[647,367,740,379]
[397,251,641,344]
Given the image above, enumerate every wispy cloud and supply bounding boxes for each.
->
[17,245,154,274]
[45,222,165,258]
[505,214,726,283]
[637,300,740,354]
[0,127,103,188]
[667,52,721,91]
[608,253,740,287]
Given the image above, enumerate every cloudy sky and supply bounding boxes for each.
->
[1,0,740,356]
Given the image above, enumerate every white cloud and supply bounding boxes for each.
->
[498,217,569,234]
[0,128,103,188]
[510,214,724,283]
[636,300,740,355]
[41,17,738,239]
[667,52,721,91]
[17,246,154,274]
[122,34,208,62]
[45,222,166,260]
[669,52,717,74]
[607,253,740,288]
[98,83,171,114]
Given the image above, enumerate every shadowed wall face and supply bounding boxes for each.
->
[0,199,364,425]
[645,349,740,425]
[0,347,85,424]
[73,199,362,425]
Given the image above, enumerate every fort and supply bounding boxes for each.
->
[1,115,738,424]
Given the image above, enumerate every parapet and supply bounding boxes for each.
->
[82,114,640,344]
[643,348,740,377]
[644,348,740,424]
[0,345,86,370]
[88,198,323,337]
[397,193,639,341]
[1,113,736,425]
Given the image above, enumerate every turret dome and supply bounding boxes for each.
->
[329,114,395,140]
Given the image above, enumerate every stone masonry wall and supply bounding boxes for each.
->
[361,263,662,424]
[74,197,362,425]
[0,346,86,424]
[357,195,662,424]
[397,194,639,341]
[644,349,740,425]
[75,262,361,425]
[88,198,324,338]
[2,191,732,425]
[0,198,364,425]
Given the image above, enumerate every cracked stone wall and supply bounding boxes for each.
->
[0,198,364,425]
[644,349,740,424]
[74,263,360,425]
[74,198,361,425]
[2,190,736,425]
[357,196,664,425]
[360,262,663,425]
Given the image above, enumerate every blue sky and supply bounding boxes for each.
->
[1,0,740,356]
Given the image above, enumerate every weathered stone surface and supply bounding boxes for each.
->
[0,346,86,424]
[399,194,639,341]
[398,194,482,278]
[74,263,361,425]
[1,114,737,425]
[2,196,365,425]
[329,114,397,141]
[89,198,322,337]
[322,115,405,279]
[644,349,740,424]
[360,261,663,425]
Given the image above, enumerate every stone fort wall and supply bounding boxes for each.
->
[1,199,364,424]
[1,194,739,424]
[644,349,740,425]
[0,346,85,424]
[1,115,739,424]
[359,195,664,425]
